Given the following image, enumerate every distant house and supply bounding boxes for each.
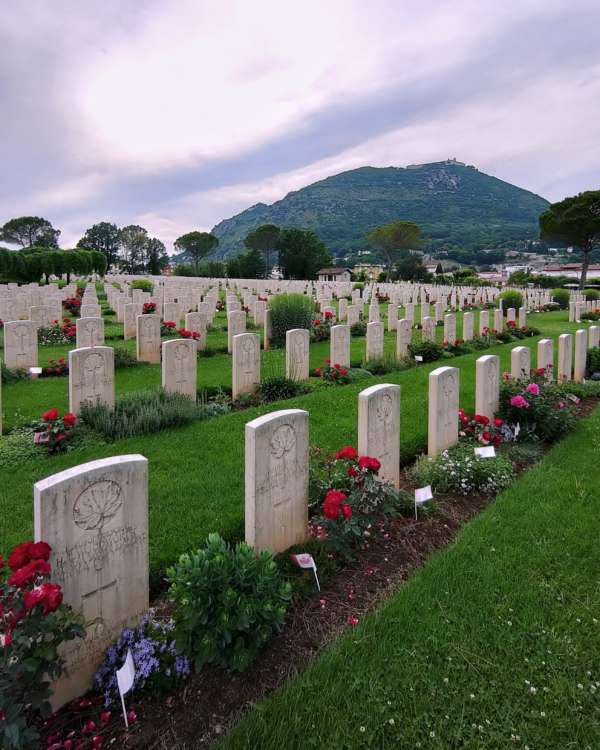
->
[352,263,385,280]
[317,267,352,282]
[535,264,600,279]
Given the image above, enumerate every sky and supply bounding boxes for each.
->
[1,0,599,251]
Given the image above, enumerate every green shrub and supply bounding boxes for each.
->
[584,289,600,302]
[80,389,226,440]
[364,355,409,375]
[260,376,303,402]
[587,347,600,375]
[113,347,138,369]
[410,443,514,496]
[552,288,570,309]
[166,534,291,672]
[1,363,29,385]
[499,290,523,314]
[581,311,600,321]
[408,339,444,362]
[269,294,314,347]
[350,321,366,337]
[131,279,154,293]
[498,378,578,443]
[352,282,365,291]
[0,428,40,468]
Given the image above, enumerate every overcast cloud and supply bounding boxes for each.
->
[1,0,599,249]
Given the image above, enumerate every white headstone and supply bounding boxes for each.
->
[574,329,587,383]
[558,333,573,382]
[76,317,104,349]
[34,455,148,708]
[428,366,459,456]
[68,347,115,415]
[358,383,400,488]
[365,321,384,361]
[4,320,38,369]
[537,338,554,381]
[161,338,197,398]
[232,333,260,400]
[475,354,500,420]
[396,318,411,358]
[330,324,350,368]
[511,346,530,380]
[136,314,161,364]
[245,409,308,554]
[228,310,247,354]
[286,328,310,381]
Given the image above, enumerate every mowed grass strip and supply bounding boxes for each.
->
[0,318,585,579]
[218,405,600,750]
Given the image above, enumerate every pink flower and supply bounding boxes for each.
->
[525,383,540,396]
[510,395,529,409]
[347,616,359,626]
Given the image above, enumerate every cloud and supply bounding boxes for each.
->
[1,0,599,251]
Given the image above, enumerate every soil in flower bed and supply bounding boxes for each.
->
[42,400,598,750]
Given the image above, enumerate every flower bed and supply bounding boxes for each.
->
[41,358,68,377]
[38,319,76,345]
[313,360,350,384]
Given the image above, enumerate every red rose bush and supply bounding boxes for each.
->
[0,541,84,749]
[309,446,410,558]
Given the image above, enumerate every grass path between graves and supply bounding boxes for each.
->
[217,404,600,750]
[0,310,593,581]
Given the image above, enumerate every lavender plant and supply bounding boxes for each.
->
[94,610,190,705]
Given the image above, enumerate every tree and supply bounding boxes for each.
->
[237,249,266,279]
[244,224,280,276]
[77,222,121,270]
[1,216,60,248]
[174,231,218,271]
[539,191,600,289]
[119,225,149,274]
[395,251,432,282]
[367,221,423,280]
[144,237,169,275]
[435,262,444,275]
[278,229,331,280]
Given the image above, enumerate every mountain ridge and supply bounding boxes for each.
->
[208,161,550,259]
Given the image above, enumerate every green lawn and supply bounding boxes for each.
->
[0,308,593,580]
[218,404,600,750]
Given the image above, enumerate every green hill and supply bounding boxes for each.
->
[209,160,549,259]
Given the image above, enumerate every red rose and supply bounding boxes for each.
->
[8,542,33,570]
[324,311,333,319]
[28,541,51,562]
[348,466,359,478]
[493,435,502,447]
[58,358,65,365]
[63,413,77,428]
[358,456,381,472]
[482,431,492,443]
[42,408,59,423]
[335,446,358,461]
[473,414,489,425]
[325,359,331,365]
[40,583,63,614]
[494,418,503,427]
[315,368,321,376]
[8,559,51,588]
[314,319,321,326]
[24,585,45,611]
[323,490,347,520]
[342,504,352,520]
[333,363,340,369]
[340,368,348,377]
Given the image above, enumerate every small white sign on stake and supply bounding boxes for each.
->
[116,649,136,728]
[291,553,320,591]
[414,485,433,519]
[474,445,496,458]
[414,355,424,362]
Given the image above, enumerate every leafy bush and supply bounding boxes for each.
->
[314,360,350,384]
[269,294,314,347]
[552,288,570,309]
[497,376,577,442]
[80,389,226,440]
[260,376,303,402]
[587,347,600,376]
[408,339,444,362]
[131,279,154,293]
[309,446,411,559]
[166,534,291,672]
[410,443,514,496]
[364,355,408,375]
[581,311,600,321]
[113,346,138,369]
[498,290,523,313]
[95,611,190,706]
[584,289,600,301]
[1,363,29,384]
[37,319,75,345]
[0,428,40,468]
[33,408,77,454]
[0,541,84,750]
[350,321,366,337]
